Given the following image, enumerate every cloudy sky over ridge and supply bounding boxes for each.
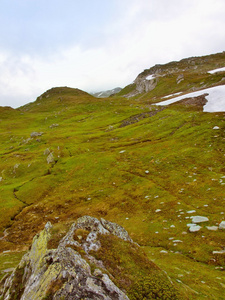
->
[0,0,225,108]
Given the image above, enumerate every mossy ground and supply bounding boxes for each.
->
[0,251,26,281]
[0,52,225,298]
[144,246,225,300]
[90,234,181,299]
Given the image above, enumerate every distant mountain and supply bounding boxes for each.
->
[91,87,122,98]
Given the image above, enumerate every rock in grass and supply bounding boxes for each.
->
[0,216,179,300]
[206,226,218,231]
[187,210,196,214]
[43,148,51,156]
[0,217,130,300]
[189,224,201,232]
[213,250,225,254]
[49,123,59,128]
[192,216,209,223]
[219,221,225,230]
[47,152,54,164]
[30,132,43,138]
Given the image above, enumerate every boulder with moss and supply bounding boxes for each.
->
[0,216,179,300]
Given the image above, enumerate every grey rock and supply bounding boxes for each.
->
[192,216,209,223]
[0,216,130,300]
[43,148,51,156]
[189,224,201,232]
[187,210,196,214]
[213,250,225,254]
[47,153,55,164]
[2,268,15,274]
[219,221,225,230]
[135,75,158,94]
[49,123,59,128]
[30,132,43,138]
[176,74,184,84]
[206,226,218,231]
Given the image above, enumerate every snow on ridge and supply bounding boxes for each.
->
[156,85,225,112]
[162,92,182,99]
[146,74,155,80]
[208,67,225,74]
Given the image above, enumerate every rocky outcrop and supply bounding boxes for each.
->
[134,74,158,94]
[0,216,131,300]
[124,73,158,98]
[119,107,165,127]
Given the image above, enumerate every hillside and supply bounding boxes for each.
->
[0,52,225,299]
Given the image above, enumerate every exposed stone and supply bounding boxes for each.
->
[219,221,225,230]
[189,224,201,232]
[49,123,59,128]
[176,74,184,84]
[30,132,43,138]
[2,268,15,274]
[119,108,165,128]
[160,250,168,254]
[13,164,20,174]
[169,94,208,110]
[206,226,218,231]
[135,76,158,93]
[192,216,209,223]
[43,148,51,156]
[47,153,55,164]
[187,210,196,214]
[213,250,225,254]
[0,217,131,300]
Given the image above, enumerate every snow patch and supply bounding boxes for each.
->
[146,74,155,80]
[156,85,225,112]
[208,67,225,74]
[162,92,182,99]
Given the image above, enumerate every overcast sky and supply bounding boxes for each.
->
[0,0,225,108]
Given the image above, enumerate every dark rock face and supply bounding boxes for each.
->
[0,217,130,300]
[119,107,165,127]
[170,94,208,110]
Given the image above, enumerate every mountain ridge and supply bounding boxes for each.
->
[117,51,225,100]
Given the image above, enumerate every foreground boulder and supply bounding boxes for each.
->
[0,216,179,300]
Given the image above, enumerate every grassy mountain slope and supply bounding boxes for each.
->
[118,51,225,100]
[0,52,225,299]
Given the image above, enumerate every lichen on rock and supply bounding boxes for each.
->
[0,216,131,300]
[0,216,179,300]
